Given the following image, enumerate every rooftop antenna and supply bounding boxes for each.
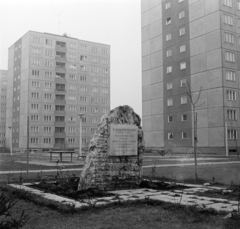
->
[56,12,64,35]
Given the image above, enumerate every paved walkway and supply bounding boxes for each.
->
[1,160,240,174]
[9,182,239,213]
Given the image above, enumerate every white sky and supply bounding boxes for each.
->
[0,0,142,117]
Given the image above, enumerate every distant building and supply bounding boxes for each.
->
[141,0,240,154]
[0,70,7,149]
[6,31,110,152]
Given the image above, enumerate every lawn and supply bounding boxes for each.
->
[1,186,239,229]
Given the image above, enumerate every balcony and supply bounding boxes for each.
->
[55,73,66,83]
[55,62,66,73]
[56,51,66,62]
[55,83,66,93]
[54,99,66,105]
[56,41,67,52]
[54,105,66,115]
[54,121,66,127]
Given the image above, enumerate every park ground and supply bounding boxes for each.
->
[0,151,240,229]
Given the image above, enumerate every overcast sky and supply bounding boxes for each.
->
[0,0,142,117]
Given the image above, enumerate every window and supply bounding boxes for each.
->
[228,129,237,139]
[91,117,99,123]
[31,115,39,121]
[166,18,171,25]
[45,50,53,56]
[68,138,75,144]
[223,0,232,7]
[80,107,87,113]
[44,127,52,132]
[33,37,41,43]
[225,33,234,44]
[224,14,233,26]
[182,114,187,121]
[226,70,236,81]
[68,95,76,101]
[30,138,39,144]
[45,61,54,67]
[82,128,87,134]
[167,66,172,73]
[69,85,77,91]
[91,67,98,73]
[179,27,185,36]
[69,74,77,80]
[91,47,98,53]
[69,127,76,133]
[167,82,172,90]
[182,132,188,139]
[31,104,39,109]
[80,45,87,51]
[45,82,52,88]
[80,75,87,81]
[181,96,187,104]
[167,98,173,106]
[166,49,172,57]
[179,11,185,19]
[69,106,76,112]
[102,49,108,55]
[32,59,41,65]
[80,66,87,71]
[31,92,39,99]
[32,47,41,54]
[44,104,52,110]
[168,116,173,123]
[180,44,186,53]
[92,87,98,93]
[92,77,98,83]
[166,33,172,41]
[102,108,109,113]
[44,93,52,100]
[101,58,108,64]
[80,96,87,102]
[32,70,40,76]
[32,81,40,87]
[44,115,52,121]
[69,43,77,50]
[227,90,237,100]
[45,39,53,46]
[80,86,87,92]
[181,79,187,87]
[180,62,186,70]
[31,126,39,132]
[69,64,77,70]
[45,71,53,78]
[102,98,108,104]
[69,53,76,60]
[225,51,235,63]
[43,138,51,144]
[227,109,237,120]
[165,2,171,9]
[80,55,87,61]
[168,132,173,140]
[91,107,98,113]
[82,117,87,123]
[102,88,108,94]
[91,128,96,134]
[68,117,76,122]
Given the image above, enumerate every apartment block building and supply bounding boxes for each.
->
[6,31,110,152]
[0,70,7,149]
[141,0,240,154]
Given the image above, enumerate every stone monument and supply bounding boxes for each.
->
[78,105,145,191]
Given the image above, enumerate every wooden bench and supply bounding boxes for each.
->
[49,150,75,162]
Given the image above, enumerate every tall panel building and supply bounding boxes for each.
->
[0,70,7,149]
[6,31,110,152]
[141,0,240,154]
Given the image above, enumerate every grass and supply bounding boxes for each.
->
[1,184,240,229]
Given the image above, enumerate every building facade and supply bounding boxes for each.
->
[141,0,240,154]
[6,31,110,152]
[0,70,7,149]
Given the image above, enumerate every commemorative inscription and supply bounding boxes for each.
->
[109,124,138,156]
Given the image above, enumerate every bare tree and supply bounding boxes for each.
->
[186,83,205,182]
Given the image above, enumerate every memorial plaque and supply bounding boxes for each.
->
[109,124,138,156]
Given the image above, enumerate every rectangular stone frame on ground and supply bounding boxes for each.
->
[108,124,138,156]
